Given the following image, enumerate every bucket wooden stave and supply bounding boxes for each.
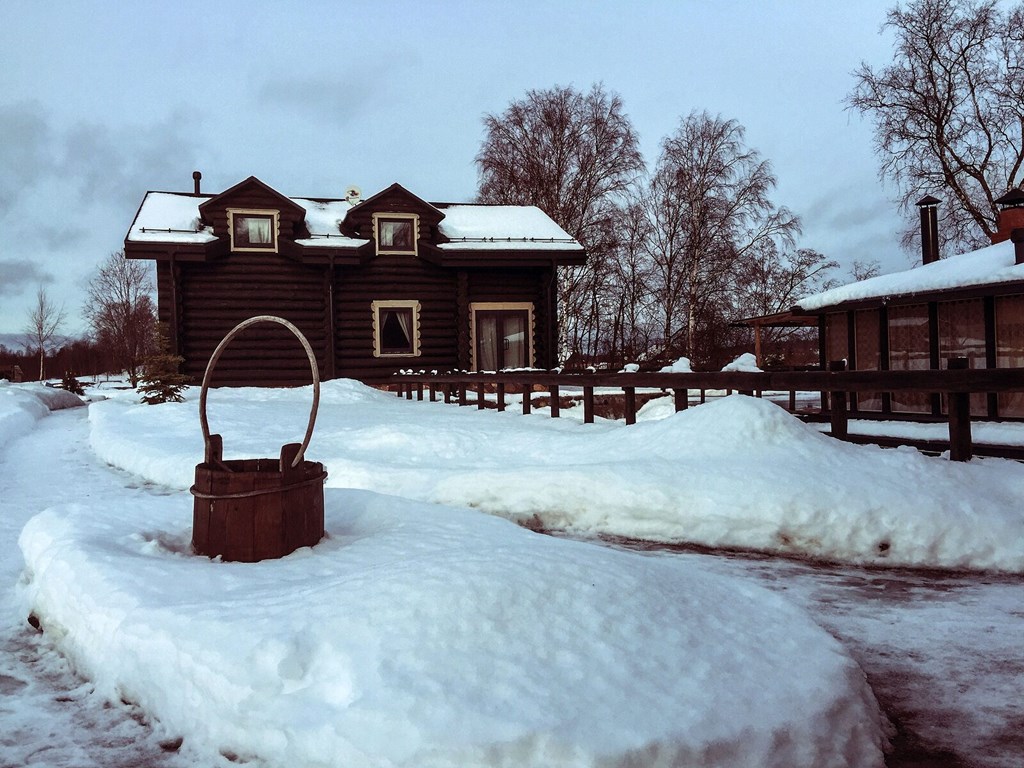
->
[189,317,327,562]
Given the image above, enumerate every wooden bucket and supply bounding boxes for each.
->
[189,316,327,562]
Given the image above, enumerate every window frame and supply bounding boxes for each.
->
[228,208,280,252]
[371,299,422,358]
[372,213,419,256]
[469,302,535,371]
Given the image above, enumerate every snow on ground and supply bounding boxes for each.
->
[3,384,892,767]
[0,381,84,451]
[88,379,1024,572]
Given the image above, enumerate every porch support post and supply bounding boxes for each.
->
[947,357,973,461]
[674,388,688,411]
[624,387,637,425]
[583,385,595,423]
[828,360,848,440]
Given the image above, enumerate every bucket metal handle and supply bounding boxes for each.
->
[198,315,320,469]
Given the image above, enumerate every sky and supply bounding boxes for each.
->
[0,0,910,338]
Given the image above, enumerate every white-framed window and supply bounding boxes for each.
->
[228,209,279,252]
[372,300,421,357]
[372,213,418,255]
[470,302,534,371]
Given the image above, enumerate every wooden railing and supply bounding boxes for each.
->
[390,360,1024,461]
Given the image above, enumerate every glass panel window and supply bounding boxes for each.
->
[854,309,881,411]
[888,304,930,413]
[380,309,413,354]
[471,304,533,371]
[995,294,1024,417]
[231,212,277,250]
[824,312,848,367]
[938,299,987,416]
[372,300,420,357]
[377,218,415,252]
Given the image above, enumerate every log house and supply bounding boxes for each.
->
[125,174,586,386]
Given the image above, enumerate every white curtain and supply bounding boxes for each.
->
[394,309,412,345]
[248,217,272,244]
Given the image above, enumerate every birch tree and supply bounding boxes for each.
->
[848,0,1024,252]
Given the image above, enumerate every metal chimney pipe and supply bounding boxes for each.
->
[916,195,941,265]
[193,170,202,195]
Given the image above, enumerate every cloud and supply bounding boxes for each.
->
[0,101,57,215]
[0,260,54,296]
[0,100,202,217]
[253,53,421,126]
[255,74,376,125]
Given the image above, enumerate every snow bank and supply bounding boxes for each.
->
[0,382,83,451]
[19,491,887,768]
[87,380,1024,572]
[721,352,762,372]
[659,356,693,373]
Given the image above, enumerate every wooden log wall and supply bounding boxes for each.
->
[467,267,553,367]
[178,256,328,387]
[333,255,458,381]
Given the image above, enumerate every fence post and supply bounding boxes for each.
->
[416,383,423,401]
[828,360,848,440]
[443,384,452,404]
[624,387,637,425]
[788,390,796,412]
[523,386,532,415]
[458,384,468,407]
[477,382,486,409]
[497,383,506,412]
[947,356,973,461]
[674,388,688,411]
[583,385,595,423]
[549,385,560,418]
[429,383,437,402]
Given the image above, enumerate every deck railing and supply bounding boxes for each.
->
[390,359,1024,461]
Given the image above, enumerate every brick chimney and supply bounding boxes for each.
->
[916,195,941,265]
[992,188,1024,244]
[1011,228,1024,265]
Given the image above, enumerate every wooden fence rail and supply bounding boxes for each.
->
[390,360,1024,462]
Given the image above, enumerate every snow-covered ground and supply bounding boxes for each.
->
[3,378,1024,766]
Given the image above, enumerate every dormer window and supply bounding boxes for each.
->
[373,213,418,255]
[229,209,279,252]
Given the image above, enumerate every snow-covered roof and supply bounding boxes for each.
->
[796,239,1024,311]
[436,204,583,251]
[292,198,368,248]
[127,192,582,253]
[126,192,217,244]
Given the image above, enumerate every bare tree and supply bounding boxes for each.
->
[24,285,66,381]
[83,252,156,386]
[848,0,1024,253]
[476,84,645,358]
[643,112,800,363]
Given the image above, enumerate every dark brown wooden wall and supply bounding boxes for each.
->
[203,188,306,240]
[176,256,328,387]
[334,255,458,381]
[467,268,555,367]
[159,252,557,386]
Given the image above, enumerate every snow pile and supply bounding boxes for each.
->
[721,352,762,372]
[796,238,1024,310]
[659,356,693,373]
[19,490,887,768]
[0,381,83,451]
[85,380,1024,571]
